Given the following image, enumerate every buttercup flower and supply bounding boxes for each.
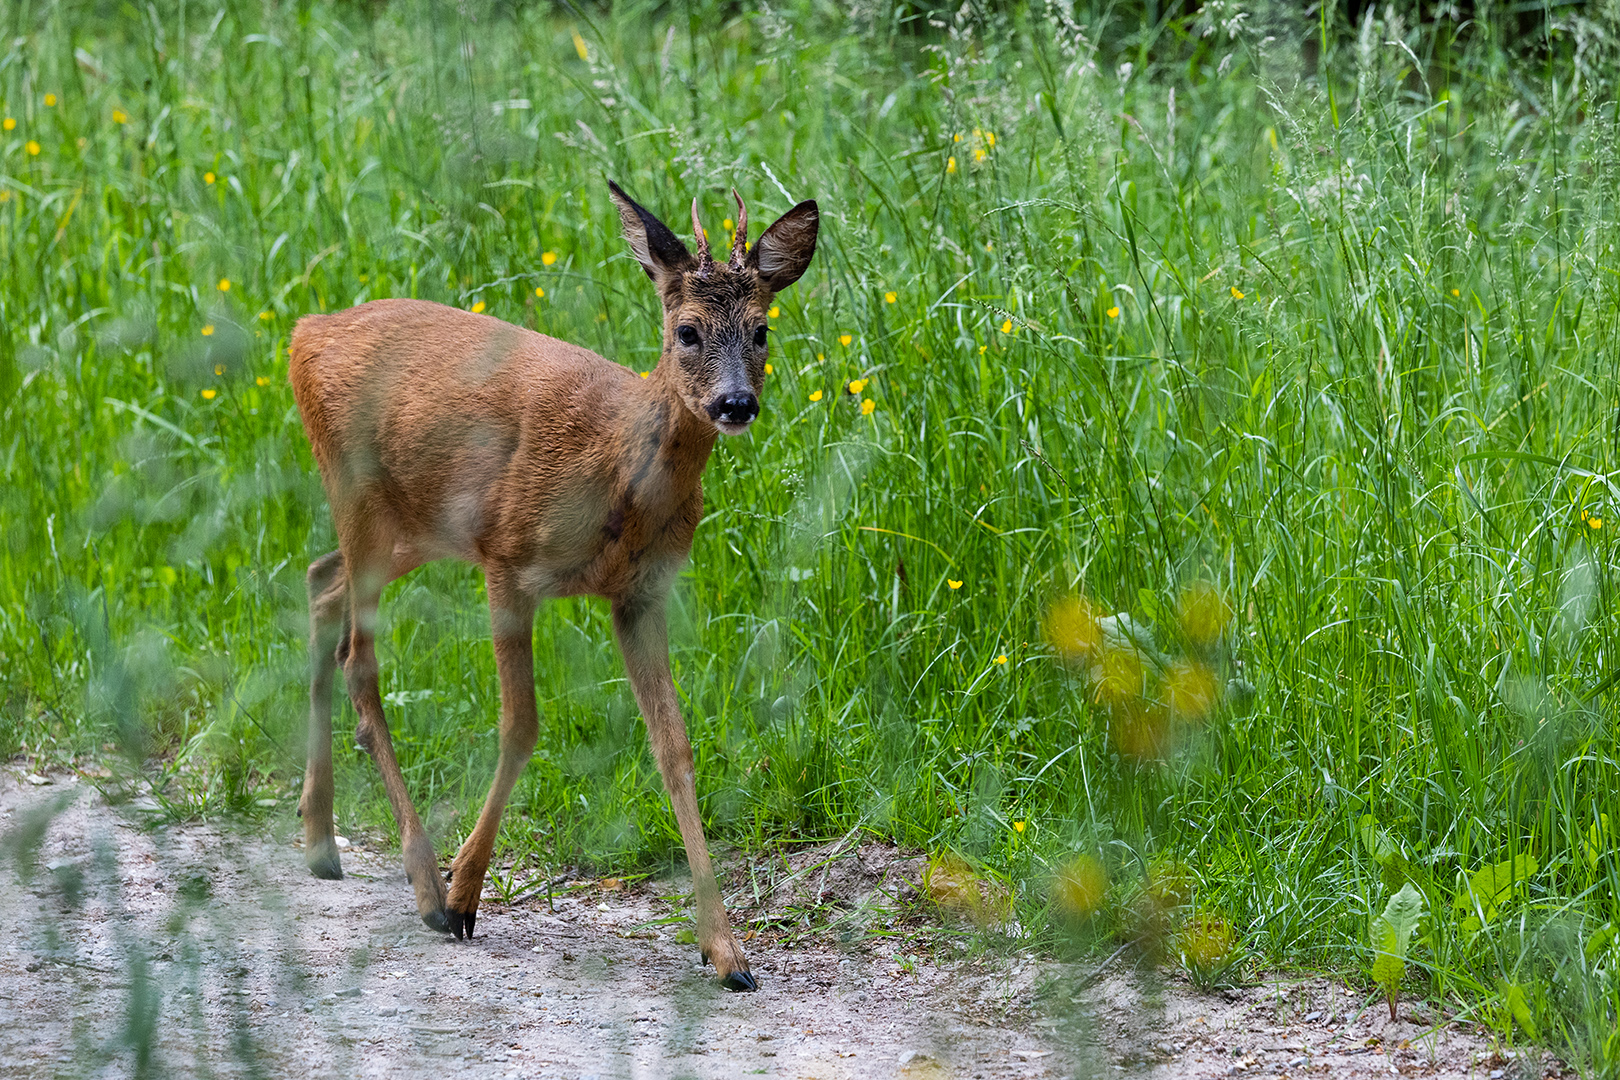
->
[541,251,557,266]
[839,334,852,347]
[218,278,230,292]
[256,376,271,387]
[44,93,57,107]
[201,388,217,400]
[769,306,780,318]
[201,325,215,336]
[535,286,545,298]
[2,118,14,131]
[848,379,867,395]
[994,654,1008,665]
[947,579,963,590]
[809,390,823,402]
[1012,820,1025,833]
[1230,286,1245,299]
[1000,319,1013,334]
[885,291,897,304]
[764,363,773,375]
[112,109,128,124]
[26,140,40,156]
[946,156,957,174]
[205,172,215,184]
[861,399,875,415]
[1107,306,1120,319]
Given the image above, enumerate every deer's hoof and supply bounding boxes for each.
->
[720,968,758,992]
[448,907,476,940]
[306,845,343,881]
[422,908,451,935]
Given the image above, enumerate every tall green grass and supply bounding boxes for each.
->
[3,0,1619,1068]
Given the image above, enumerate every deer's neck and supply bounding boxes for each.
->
[628,366,716,501]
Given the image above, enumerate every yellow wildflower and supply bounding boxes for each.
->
[1451,288,1460,297]
[861,398,875,416]
[1230,286,1245,299]
[534,286,545,298]
[1053,855,1107,918]
[471,300,485,313]
[258,311,271,321]
[112,109,128,124]
[640,371,649,378]
[985,131,996,147]
[994,654,1008,665]
[839,334,852,347]
[978,345,987,356]
[1012,820,1025,833]
[1107,306,1120,319]
[946,156,956,174]
[572,30,589,60]
[200,388,217,400]
[848,378,868,395]
[947,579,963,590]
[764,363,773,375]
[541,251,557,266]
[214,364,225,376]
[974,148,987,163]
[953,133,962,143]
[722,218,733,231]
[1000,319,1013,334]
[201,325,215,337]
[256,376,271,387]
[809,389,823,402]
[205,171,215,184]
[816,352,824,362]
[1590,517,1604,530]
[44,93,57,107]
[769,306,780,318]
[26,140,40,156]
[884,291,897,304]
[1,117,13,130]
[217,278,230,292]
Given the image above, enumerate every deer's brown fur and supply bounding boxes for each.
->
[289,183,818,990]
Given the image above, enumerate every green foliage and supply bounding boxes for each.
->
[1371,882,1425,1020]
[3,0,1620,1069]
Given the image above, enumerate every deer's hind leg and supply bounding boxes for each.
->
[300,549,348,880]
[443,571,539,939]
[340,529,450,933]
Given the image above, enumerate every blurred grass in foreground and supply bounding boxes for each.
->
[3,0,1620,1068]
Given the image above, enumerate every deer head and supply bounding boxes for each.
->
[609,181,819,436]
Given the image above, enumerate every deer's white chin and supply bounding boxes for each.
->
[715,419,754,436]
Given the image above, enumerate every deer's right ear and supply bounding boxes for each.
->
[609,181,694,287]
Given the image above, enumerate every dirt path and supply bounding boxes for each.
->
[2,769,1554,1079]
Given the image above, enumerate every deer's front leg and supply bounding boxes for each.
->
[612,597,755,991]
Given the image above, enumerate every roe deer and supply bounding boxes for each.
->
[289,181,819,990]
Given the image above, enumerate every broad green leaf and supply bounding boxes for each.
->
[1498,981,1540,1040]
[1454,855,1538,921]
[1370,883,1424,1019]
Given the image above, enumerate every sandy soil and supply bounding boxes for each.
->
[1,768,1558,1079]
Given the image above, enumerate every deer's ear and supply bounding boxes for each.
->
[609,181,694,286]
[747,200,819,293]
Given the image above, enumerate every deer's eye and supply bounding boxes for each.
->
[753,326,768,348]
[677,325,700,348]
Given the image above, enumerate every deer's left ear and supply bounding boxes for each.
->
[747,200,819,293]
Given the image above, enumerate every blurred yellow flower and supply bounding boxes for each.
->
[1,117,13,131]
[946,156,957,174]
[471,300,485,313]
[535,286,545,298]
[571,30,589,60]
[1590,517,1604,530]
[1107,306,1120,319]
[200,388,217,400]
[994,654,1008,665]
[769,306,780,318]
[1012,820,1025,833]
[1176,581,1232,646]
[722,218,733,231]
[884,291,897,304]
[541,251,557,266]
[861,398,875,416]
[258,311,271,321]
[1451,288,1461,297]
[839,334,852,347]
[947,579,963,590]
[1000,319,1013,334]
[978,345,987,356]
[974,148,987,163]
[953,132,962,143]
[1045,595,1102,663]
[816,352,824,362]
[1230,286,1245,299]
[985,131,996,147]
[204,171,215,184]
[112,109,128,124]
[201,325,215,336]
[214,364,225,376]
[1162,660,1219,721]
[256,376,271,387]
[848,378,868,394]
[1053,855,1108,918]
[217,278,230,292]
[44,93,57,107]
[640,371,649,378]
[26,140,40,156]
[809,389,823,402]
[764,363,773,375]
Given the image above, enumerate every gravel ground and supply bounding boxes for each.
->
[1,768,1558,1079]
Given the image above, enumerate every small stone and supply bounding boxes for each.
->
[1290,1056,1309,1068]
[24,774,50,786]
[334,836,351,849]
[1304,1011,1323,1023]
[336,987,362,998]
[379,1007,397,1017]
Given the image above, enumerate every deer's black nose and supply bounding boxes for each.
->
[708,392,759,427]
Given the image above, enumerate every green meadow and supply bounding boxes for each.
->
[3,0,1618,1068]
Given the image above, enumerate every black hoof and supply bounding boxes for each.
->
[423,908,451,934]
[307,851,343,881]
[448,907,476,940]
[720,969,758,992]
